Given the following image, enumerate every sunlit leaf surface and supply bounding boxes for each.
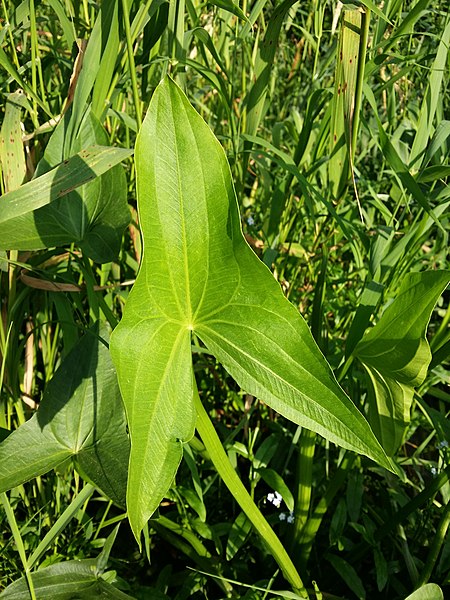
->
[110,77,392,541]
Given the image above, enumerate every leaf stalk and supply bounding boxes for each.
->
[0,491,37,600]
[193,384,308,597]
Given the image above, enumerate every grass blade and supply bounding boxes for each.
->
[0,145,132,224]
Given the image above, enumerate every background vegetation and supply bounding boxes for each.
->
[0,0,449,598]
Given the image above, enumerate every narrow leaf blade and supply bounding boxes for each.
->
[0,145,132,224]
[0,112,130,262]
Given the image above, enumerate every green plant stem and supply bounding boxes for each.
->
[121,0,142,129]
[416,500,450,588]
[297,453,356,565]
[29,0,38,118]
[193,385,308,598]
[290,429,316,565]
[351,8,370,164]
[28,483,95,569]
[167,0,185,72]
[0,492,37,600]
[1,0,20,69]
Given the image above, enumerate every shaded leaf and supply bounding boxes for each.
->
[327,553,366,599]
[226,512,252,560]
[0,112,131,263]
[0,325,129,506]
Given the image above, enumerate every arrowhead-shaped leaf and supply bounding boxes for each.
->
[110,76,392,542]
[0,325,129,506]
[354,270,450,455]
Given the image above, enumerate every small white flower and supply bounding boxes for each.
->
[430,466,438,476]
[287,511,295,524]
[267,491,283,507]
[279,512,286,521]
[438,440,449,449]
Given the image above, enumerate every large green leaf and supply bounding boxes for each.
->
[110,76,392,541]
[0,325,129,506]
[354,271,450,455]
[0,112,131,263]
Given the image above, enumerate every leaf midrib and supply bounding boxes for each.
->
[131,323,188,478]
[197,323,364,444]
[172,96,193,324]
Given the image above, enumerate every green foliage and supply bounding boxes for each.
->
[404,584,444,600]
[355,271,450,454]
[111,76,391,542]
[0,0,449,598]
[0,325,129,506]
[0,114,131,262]
[0,144,131,261]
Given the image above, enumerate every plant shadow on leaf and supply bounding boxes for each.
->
[0,110,130,263]
[0,324,129,507]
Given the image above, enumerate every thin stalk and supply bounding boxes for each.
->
[193,385,308,597]
[297,453,356,565]
[28,484,95,568]
[82,0,90,27]
[351,8,370,164]
[29,0,38,119]
[30,0,48,112]
[105,0,154,107]
[290,428,316,565]
[1,492,37,600]
[93,500,113,540]
[7,251,18,319]
[167,0,185,72]
[121,0,142,129]
[416,500,450,588]
[430,301,450,351]
[1,0,20,69]
[290,248,329,566]
[311,0,323,81]
[240,0,248,135]
[0,322,13,400]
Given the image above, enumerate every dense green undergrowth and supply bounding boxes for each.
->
[0,1,449,599]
